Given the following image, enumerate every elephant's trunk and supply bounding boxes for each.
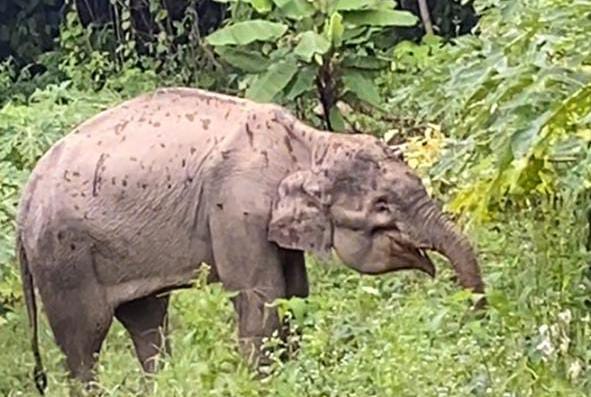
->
[414,199,485,294]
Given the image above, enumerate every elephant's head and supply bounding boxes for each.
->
[268,134,485,297]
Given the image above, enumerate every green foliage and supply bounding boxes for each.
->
[0,57,65,106]
[0,0,62,64]
[206,0,417,130]
[206,20,289,45]
[384,0,591,220]
[51,0,229,92]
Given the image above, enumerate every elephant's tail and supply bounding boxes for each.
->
[17,233,47,395]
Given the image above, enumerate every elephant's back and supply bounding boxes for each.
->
[63,87,251,152]
[17,87,251,262]
[26,87,249,189]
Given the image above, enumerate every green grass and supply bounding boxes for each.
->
[1,216,589,396]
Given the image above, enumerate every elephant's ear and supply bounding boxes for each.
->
[268,171,333,255]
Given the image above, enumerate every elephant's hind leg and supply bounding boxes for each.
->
[115,294,171,374]
[41,281,113,387]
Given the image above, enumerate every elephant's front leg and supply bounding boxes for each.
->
[232,285,285,366]
[279,249,309,360]
[209,207,286,368]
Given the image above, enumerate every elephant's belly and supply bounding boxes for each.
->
[95,235,215,306]
[104,265,210,306]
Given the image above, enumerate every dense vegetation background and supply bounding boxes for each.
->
[1,0,590,395]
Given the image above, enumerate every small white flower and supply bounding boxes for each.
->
[550,324,560,338]
[558,309,572,324]
[538,324,549,335]
[567,360,583,380]
[558,334,570,354]
[535,337,554,359]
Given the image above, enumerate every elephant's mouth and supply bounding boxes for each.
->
[386,232,436,278]
[411,247,436,278]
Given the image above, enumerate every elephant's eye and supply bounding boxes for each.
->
[374,197,390,213]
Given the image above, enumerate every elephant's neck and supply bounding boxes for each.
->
[281,116,332,172]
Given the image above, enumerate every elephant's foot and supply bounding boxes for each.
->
[66,378,104,397]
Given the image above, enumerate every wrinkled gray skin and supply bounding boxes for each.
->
[16,88,485,393]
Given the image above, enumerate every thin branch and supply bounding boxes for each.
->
[417,0,434,35]
[316,52,337,131]
[111,0,124,68]
[187,1,223,71]
[82,0,96,22]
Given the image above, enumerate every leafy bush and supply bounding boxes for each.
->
[0,0,62,64]
[55,1,226,91]
[384,0,591,220]
[205,0,418,131]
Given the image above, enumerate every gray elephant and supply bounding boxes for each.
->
[16,87,485,394]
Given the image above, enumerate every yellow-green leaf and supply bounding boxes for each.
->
[251,0,273,13]
[206,20,288,46]
[326,12,344,47]
[342,70,382,107]
[294,31,331,61]
[272,0,316,19]
[246,59,299,102]
[343,9,418,27]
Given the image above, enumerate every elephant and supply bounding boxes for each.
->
[15,87,485,394]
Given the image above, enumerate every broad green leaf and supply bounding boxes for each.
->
[205,20,288,46]
[333,0,388,11]
[294,31,331,61]
[342,54,389,70]
[285,67,316,100]
[214,46,271,73]
[326,12,344,47]
[272,0,316,19]
[341,26,367,41]
[269,46,292,61]
[329,105,346,131]
[342,70,382,107]
[343,10,418,27]
[286,297,308,327]
[245,59,299,102]
[251,0,273,13]
[422,33,443,47]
